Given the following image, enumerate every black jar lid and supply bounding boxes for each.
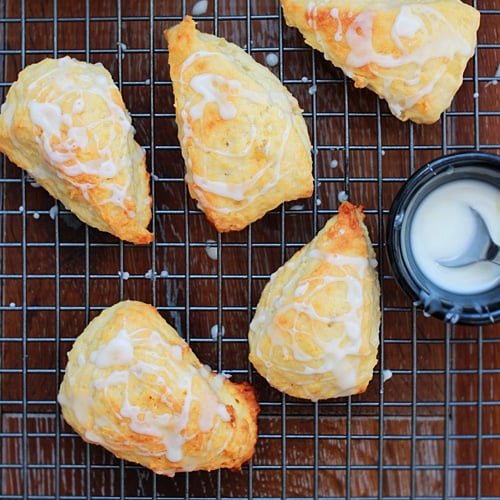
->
[386,151,500,325]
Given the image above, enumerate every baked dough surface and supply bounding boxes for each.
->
[0,57,153,243]
[280,0,480,124]
[165,16,313,232]
[249,202,380,401]
[58,300,259,476]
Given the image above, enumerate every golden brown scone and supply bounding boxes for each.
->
[249,202,380,401]
[0,57,153,243]
[165,16,313,232]
[58,300,259,476]
[280,0,480,124]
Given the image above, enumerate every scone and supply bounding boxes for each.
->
[58,300,259,476]
[249,202,380,401]
[0,57,153,243]
[165,16,313,232]
[280,0,480,124]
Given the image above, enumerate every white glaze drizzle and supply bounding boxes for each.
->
[306,1,334,56]
[250,240,371,399]
[61,320,232,467]
[3,57,137,213]
[89,328,134,368]
[305,3,476,118]
[189,73,240,120]
[329,8,343,42]
[177,49,299,214]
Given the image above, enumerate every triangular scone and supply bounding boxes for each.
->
[0,57,153,243]
[280,0,480,124]
[58,300,259,477]
[249,202,380,401]
[165,16,313,232]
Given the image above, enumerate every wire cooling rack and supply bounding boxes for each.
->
[1,0,499,499]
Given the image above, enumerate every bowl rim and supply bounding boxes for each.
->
[386,151,500,325]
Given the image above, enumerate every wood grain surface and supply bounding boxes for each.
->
[1,0,499,498]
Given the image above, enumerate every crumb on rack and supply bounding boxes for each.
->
[49,205,59,220]
[337,190,349,203]
[210,324,225,340]
[192,0,208,16]
[265,53,279,67]
[485,63,500,87]
[118,271,130,280]
[116,42,127,60]
[382,369,393,383]
[205,240,218,260]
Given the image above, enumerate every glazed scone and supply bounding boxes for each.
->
[58,300,259,476]
[249,202,380,401]
[0,57,153,243]
[280,0,480,124]
[165,16,313,232]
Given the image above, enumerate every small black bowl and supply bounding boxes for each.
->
[386,151,500,325]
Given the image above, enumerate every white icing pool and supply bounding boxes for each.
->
[410,179,500,294]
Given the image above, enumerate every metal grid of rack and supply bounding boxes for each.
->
[1,0,499,498]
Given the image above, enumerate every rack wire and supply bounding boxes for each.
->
[1,0,499,499]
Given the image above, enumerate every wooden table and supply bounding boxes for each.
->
[1,0,499,498]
